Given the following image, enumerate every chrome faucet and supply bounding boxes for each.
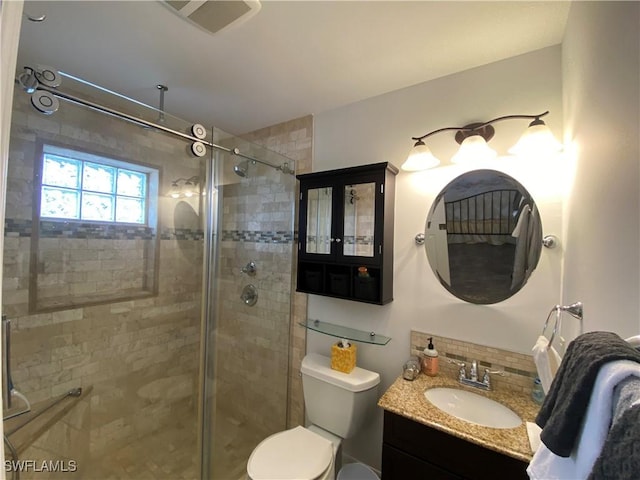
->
[447,359,467,382]
[447,358,504,391]
[470,360,478,382]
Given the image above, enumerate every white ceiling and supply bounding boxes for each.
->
[17,1,571,135]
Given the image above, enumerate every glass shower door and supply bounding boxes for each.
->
[202,132,296,479]
[3,74,206,479]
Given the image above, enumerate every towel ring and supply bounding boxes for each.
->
[542,301,584,347]
[542,305,562,347]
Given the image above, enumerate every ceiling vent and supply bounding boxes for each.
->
[163,0,261,35]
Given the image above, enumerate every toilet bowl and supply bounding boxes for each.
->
[246,353,380,480]
[247,425,340,480]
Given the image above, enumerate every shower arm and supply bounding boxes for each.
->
[30,83,293,174]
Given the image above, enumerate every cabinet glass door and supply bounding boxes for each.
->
[343,182,376,257]
[306,186,333,254]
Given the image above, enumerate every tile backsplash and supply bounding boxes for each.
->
[411,331,537,394]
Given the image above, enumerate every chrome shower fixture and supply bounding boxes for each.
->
[230,148,294,176]
[16,63,295,176]
[233,160,249,177]
[17,66,62,115]
[31,90,59,115]
[276,162,295,175]
[16,67,39,94]
[156,84,168,123]
[24,11,46,22]
[16,65,62,94]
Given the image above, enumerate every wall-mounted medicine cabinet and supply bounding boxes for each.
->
[296,162,397,305]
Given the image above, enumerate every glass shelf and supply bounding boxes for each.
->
[300,319,391,346]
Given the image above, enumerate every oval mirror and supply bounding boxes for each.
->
[425,169,542,304]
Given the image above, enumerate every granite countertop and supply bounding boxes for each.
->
[378,373,540,463]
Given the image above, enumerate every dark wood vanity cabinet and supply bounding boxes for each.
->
[382,411,529,480]
[296,162,397,305]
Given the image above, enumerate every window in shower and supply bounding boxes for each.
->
[30,142,161,312]
[40,145,154,225]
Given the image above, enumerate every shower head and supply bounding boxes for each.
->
[234,160,249,177]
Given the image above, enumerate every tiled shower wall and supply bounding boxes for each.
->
[242,116,313,429]
[3,90,203,467]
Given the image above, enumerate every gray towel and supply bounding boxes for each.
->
[535,331,640,457]
[611,374,640,426]
[588,403,640,479]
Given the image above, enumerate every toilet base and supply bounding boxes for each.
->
[307,424,343,476]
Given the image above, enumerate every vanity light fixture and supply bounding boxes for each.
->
[402,111,561,171]
[168,175,200,198]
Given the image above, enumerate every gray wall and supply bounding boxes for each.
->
[561,1,640,337]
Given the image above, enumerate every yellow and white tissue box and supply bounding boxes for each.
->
[331,341,356,373]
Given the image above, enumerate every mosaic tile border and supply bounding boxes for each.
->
[160,228,204,241]
[6,219,155,240]
[221,229,293,244]
[5,220,293,244]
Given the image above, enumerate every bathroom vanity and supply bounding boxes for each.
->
[378,374,538,479]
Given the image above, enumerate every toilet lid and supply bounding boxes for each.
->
[247,426,333,480]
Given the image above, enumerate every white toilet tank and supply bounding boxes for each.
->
[301,353,380,439]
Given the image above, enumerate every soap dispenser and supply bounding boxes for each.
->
[421,337,439,376]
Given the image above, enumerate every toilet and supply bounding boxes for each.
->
[247,353,380,480]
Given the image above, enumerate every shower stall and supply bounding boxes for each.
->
[2,66,297,479]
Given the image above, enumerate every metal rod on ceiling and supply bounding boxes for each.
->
[32,84,289,172]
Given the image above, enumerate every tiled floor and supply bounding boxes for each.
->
[208,410,264,480]
[88,409,261,480]
[89,417,199,480]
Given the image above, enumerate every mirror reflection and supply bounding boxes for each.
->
[343,182,375,257]
[425,169,542,304]
[306,187,332,254]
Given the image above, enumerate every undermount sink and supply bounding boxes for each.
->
[424,387,522,429]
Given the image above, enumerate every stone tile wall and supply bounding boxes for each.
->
[4,89,203,471]
[5,88,309,477]
[241,115,313,430]
[411,330,538,394]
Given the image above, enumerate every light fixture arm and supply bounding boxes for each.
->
[412,111,549,142]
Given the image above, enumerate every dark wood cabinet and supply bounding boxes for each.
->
[296,162,397,305]
[382,411,529,480]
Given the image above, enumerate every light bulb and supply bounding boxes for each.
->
[509,122,563,157]
[451,135,497,164]
[401,141,440,171]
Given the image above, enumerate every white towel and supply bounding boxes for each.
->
[549,342,562,378]
[625,335,640,348]
[527,360,640,480]
[527,421,542,453]
[532,335,560,394]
